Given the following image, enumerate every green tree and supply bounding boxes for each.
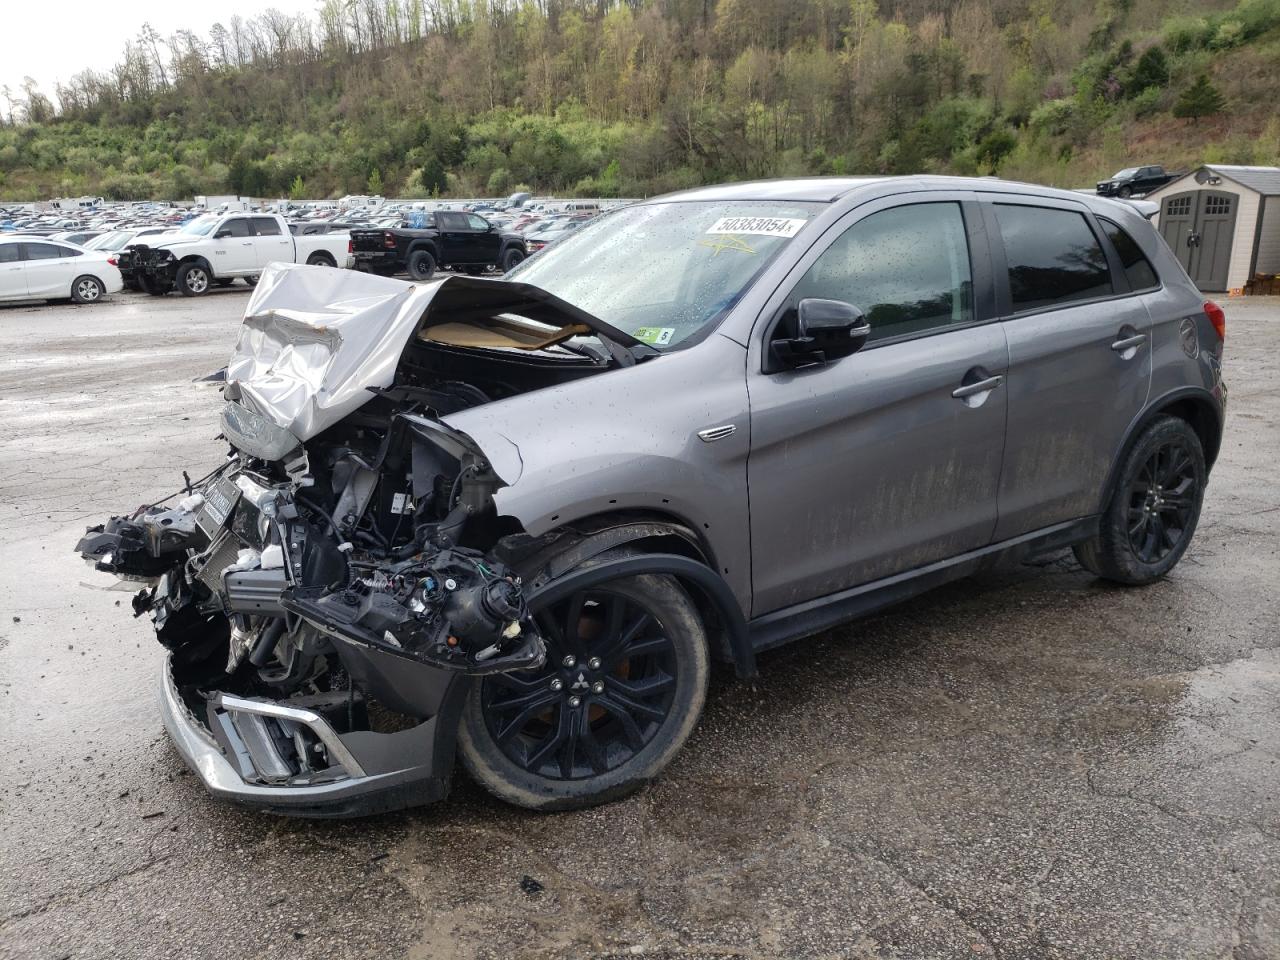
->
[289,174,306,200]
[1127,46,1169,95]
[1173,75,1226,119]
[367,168,383,195]
[419,157,447,195]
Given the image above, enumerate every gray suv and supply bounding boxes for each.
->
[77,176,1226,816]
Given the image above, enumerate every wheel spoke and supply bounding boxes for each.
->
[596,695,647,750]
[558,710,581,779]
[604,687,668,724]
[525,705,570,769]
[578,723,610,776]
[596,611,652,667]
[609,671,675,700]
[493,690,559,743]
[561,591,588,657]
[623,634,674,659]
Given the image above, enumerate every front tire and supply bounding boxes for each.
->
[1073,415,1206,585]
[1118,185,1133,199]
[175,262,211,297]
[458,569,709,810]
[70,275,103,303]
[502,248,526,272]
[243,275,259,287]
[406,249,436,282]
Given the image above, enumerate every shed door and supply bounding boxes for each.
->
[1159,192,1196,272]
[1160,190,1238,291]
[1189,191,1237,292]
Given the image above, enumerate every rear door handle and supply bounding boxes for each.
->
[1111,333,1148,352]
[952,375,1003,399]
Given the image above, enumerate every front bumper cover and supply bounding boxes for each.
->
[158,655,456,817]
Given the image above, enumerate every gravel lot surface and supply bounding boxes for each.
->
[1,288,1277,960]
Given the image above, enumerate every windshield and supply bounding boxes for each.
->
[1113,168,1139,179]
[507,200,823,349]
[179,215,219,236]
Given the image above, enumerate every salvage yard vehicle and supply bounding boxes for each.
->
[0,236,123,303]
[1096,165,1180,198]
[349,210,528,279]
[129,212,349,296]
[77,176,1226,816]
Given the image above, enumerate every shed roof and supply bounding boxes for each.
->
[1205,165,1280,195]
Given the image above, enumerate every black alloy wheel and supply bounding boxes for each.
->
[482,588,678,780]
[1126,438,1198,564]
[458,568,709,810]
[1073,415,1206,585]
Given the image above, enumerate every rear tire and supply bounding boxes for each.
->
[243,275,259,287]
[1072,416,1206,585]
[70,275,103,304]
[306,253,335,267]
[175,262,211,297]
[458,565,709,810]
[406,249,436,282]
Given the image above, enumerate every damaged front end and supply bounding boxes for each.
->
[75,265,644,815]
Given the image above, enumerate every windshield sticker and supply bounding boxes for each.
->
[698,235,757,257]
[632,326,676,346]
[706,216,807,238]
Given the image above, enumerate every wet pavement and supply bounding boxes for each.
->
[1,289,1277,960]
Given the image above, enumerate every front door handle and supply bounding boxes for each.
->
[951,374,1004,399]
[1111,333,1148,352]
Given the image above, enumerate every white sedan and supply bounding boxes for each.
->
[0,237,123,304]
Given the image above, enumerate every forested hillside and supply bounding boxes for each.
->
[1,0,1278,201]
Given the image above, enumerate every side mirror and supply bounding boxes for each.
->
[774,298,871,368]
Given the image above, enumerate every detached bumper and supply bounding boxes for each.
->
[158,656,455,817]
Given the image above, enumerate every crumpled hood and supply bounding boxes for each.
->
[224,262,651,444]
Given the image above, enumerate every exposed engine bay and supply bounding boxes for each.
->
[74,266,653,809]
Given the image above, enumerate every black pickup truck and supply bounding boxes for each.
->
[1096,165,1182,198]
[349,211,527,280]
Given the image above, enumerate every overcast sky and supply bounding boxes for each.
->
[3,0,317,102]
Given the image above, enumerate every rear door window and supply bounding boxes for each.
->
[252,217,282,236]
[1098,218,1160,291]
[22,242,63,260]
[438,213,468,230]
[994,205,1114,311]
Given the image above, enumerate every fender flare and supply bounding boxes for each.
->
[526,552,754,678]
[406,239,439,261]
[1097,385,1224,512]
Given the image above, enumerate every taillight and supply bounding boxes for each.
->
[348,238,353,254]
[383,232,396,249]
[1204,300,1226,341]
[106,256,118,266]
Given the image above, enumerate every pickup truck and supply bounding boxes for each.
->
[1096,165,1181,198]
[348,211,528,280]
[129,213,350,296]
